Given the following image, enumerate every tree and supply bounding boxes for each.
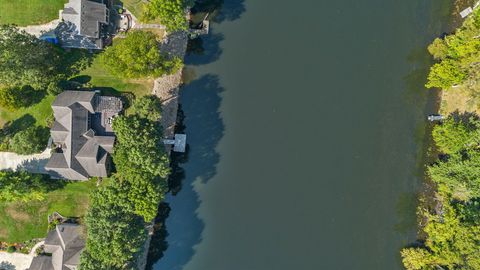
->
[132,95,163,121]
[112,114,170,178]
[428,150,480,201]
[101,31,182,78]
[142,0,192,32]
[81,183,147,268]
[432,115,480,155]
[401,201,480,270]
[0,85,39,110]
[9,126,49,155]
[0,25,61,90]
[0,171,50,202]
[428,38,448,60]
[426,59,466,89]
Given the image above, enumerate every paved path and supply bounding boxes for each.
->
[28,241,44,257]
[18,19,60,37]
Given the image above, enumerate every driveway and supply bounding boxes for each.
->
[0,149,51,174]
[0,251,32,270]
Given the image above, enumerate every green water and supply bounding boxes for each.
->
[150,0,453,269]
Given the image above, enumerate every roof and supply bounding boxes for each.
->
[30,224,86,270]
[29,256,54,270]
[61,0,108,38]
[46,91,121,180]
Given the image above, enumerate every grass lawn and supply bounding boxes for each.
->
[0,0,67,26]
[0,180,95,243]
[78,53,153,98]
[0,95,54,128]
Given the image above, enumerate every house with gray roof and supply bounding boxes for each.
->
[57,0,112,49]
[28,224,85,270]
[45,91,123,180]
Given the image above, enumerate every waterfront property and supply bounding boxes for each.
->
[57,0,113,49]
[45,91,123,180]
[29,224,85,270]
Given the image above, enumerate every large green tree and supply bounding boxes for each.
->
[82,182,147,268]
[432,115,480,155]
[132,95,163,121]
[112,114,170,177]
[401,201,480,270]
[101,31,182,78]
[0,25,61,90]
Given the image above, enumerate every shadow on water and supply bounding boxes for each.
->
[146,0,244,268]
[185,0,246,65]
[147,75,225,270]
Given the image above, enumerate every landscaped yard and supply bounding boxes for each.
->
[0,95,54,128]
[0,0,67,26]
[0,180,95,243]
[78,53,153,98]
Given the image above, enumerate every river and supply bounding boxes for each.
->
[149,0,453,269]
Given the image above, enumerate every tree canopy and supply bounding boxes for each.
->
[0,25,61,90]
[142,0,192,32]
[81,96,170,267]
[432,114,480,155]
[101,31,182,78]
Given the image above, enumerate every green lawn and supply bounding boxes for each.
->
[0,95,54,128]
[0,180,95,243]
[0,0,67,26]
[78,53,153,98]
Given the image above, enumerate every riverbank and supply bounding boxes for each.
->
[401,1,480,269]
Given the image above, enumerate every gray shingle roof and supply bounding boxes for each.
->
[46,91,121,180]
[31,224,85,270]
[61,0,108,39]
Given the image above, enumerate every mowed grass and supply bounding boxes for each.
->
[0,0,67,26]
[0,95,54,128]
[0,180,95,243]
[79,53,153,97]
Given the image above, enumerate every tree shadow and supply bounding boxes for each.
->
[0,261,15,270]
[149,74,224,270]
[185,33,224,66]
[394,193,419,233]
[145,202,171,270]
[192,0,246,23]
[1,114,36,136]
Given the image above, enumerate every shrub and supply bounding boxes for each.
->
[6,246,16,253]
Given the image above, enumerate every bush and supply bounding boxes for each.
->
[0,171,53,202]
[6,246,16,253]
[9,126,49,155]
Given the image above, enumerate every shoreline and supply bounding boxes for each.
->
[136,31,189,270]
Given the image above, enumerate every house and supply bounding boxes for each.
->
[45,91,123,180]
[28,224,85,270]
[57,0,112,49]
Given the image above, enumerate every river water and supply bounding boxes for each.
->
[150,0,453,269]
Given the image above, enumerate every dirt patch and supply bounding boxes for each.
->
[4,205,30,222]
[0,227,8,239]
[440,86,480,115]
